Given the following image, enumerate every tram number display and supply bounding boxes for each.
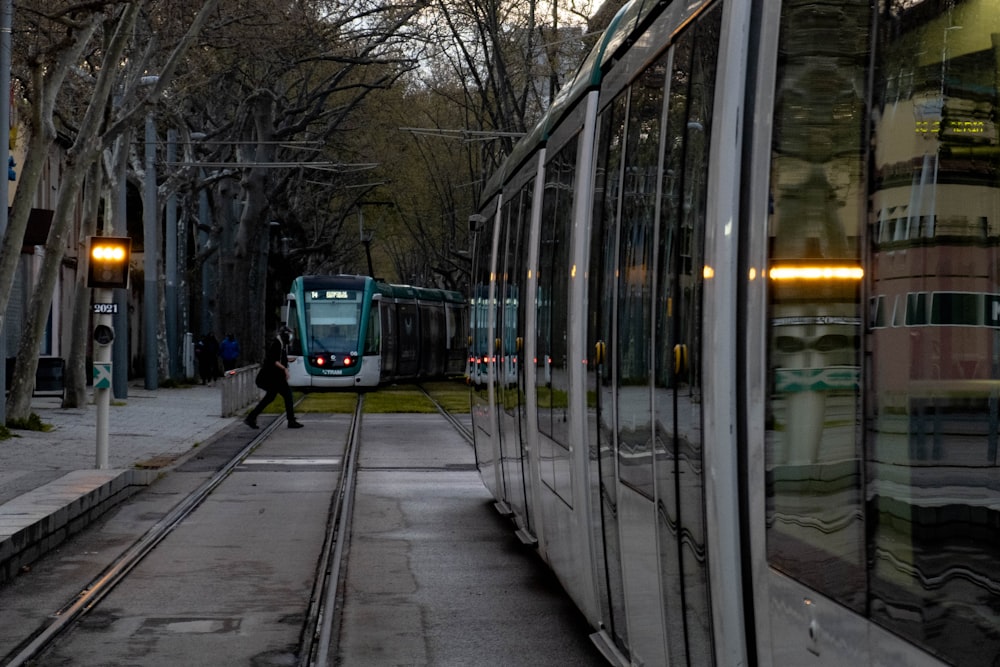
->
[309,290,354,300]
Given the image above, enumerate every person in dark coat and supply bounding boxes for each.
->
[244,326,303,429]
[198,333,220,385]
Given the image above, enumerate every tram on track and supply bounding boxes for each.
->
[468,1,1000,665]
[282,274,467,388]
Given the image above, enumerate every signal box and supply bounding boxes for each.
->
[87,236,132,289]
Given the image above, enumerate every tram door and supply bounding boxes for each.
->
[651,13,721,666]
[588,9,722,665]
[589,85,630,659]
[495,189,532,531]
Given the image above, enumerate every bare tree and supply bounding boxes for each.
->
[170,0,434,362]
[6,0,221,420]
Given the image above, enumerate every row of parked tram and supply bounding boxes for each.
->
[465,0,1000,666]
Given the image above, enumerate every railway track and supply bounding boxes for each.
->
[1,399,363,667]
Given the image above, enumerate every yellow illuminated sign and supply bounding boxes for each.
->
[916,119,986,135]
[769,265,864,281]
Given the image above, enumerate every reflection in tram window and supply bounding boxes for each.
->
[769,0,1000,664]
[538,137,577,503]
[765,0,868,612]
[615,53,664,501]
[868,1,1000,663]
[589,92,627,650]
[470,208,497,493]
[496,183,531,527]
[653,13,721,665]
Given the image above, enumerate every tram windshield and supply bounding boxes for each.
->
[304,288,363,353]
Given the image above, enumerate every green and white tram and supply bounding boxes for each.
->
[283,275,467,388]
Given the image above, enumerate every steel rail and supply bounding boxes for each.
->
[419,384,475,446]
[298,396,363,666]
[306,396,364,666]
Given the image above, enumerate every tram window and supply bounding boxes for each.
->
[364,307,379,355]
[767,0,1000,662]
[615,52,665,500]
[303,296,363,353]
[765,0,867,613]
[537,136,577,458]
[286,299,303,355]
[867,2,1000,660]
[655,13,721,664]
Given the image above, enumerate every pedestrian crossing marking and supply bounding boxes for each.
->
[241,457,341,466]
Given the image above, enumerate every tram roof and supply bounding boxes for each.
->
[375,281,464,303]
[298,274,372,290]
[478,0,650,207]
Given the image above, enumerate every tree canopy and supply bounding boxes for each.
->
[1,0,602,414]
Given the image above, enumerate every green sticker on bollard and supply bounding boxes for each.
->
[93,362,112,389]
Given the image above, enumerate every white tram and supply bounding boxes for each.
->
[470,1,1000,665]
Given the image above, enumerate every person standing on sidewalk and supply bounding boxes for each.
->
[220,332,241,371]
[244,326,304,429]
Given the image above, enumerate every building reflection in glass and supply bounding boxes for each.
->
[768,1,1000,664]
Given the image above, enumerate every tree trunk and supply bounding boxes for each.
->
[0,17,99,323]
[7,153,91,419]
[62,160,103,408]
[225,93,276,365]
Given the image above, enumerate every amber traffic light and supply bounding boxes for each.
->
[87,236,132,289]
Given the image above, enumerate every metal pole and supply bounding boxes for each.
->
[143,112,157,389]
[94,288,112,468]
[198,179,211,335]
[112,126,129,399]
[165,129,178,379]
[0,0,12,424]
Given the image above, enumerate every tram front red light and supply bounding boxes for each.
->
[315,356,325,366]
[343,356,353,366]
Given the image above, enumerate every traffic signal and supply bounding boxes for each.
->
[87,236,131,289]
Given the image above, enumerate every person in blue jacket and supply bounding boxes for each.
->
[220,332,241,371]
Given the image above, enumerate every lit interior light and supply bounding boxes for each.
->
[769,265,864,281]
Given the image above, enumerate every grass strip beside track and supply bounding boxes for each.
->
[257,379,473,415]
[363,386,437,413]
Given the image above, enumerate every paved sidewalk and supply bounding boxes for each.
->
[0,382,239,583]
[0,383,235,505]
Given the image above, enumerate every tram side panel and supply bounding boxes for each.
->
[474,3,732,665]
[470,201,501,500]
[445,301,468,376]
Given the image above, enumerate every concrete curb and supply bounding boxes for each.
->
[0,468,158,585]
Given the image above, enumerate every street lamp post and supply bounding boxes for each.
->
[143,111,157,389]
[165,129,179,379]
[0,0,11,424]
